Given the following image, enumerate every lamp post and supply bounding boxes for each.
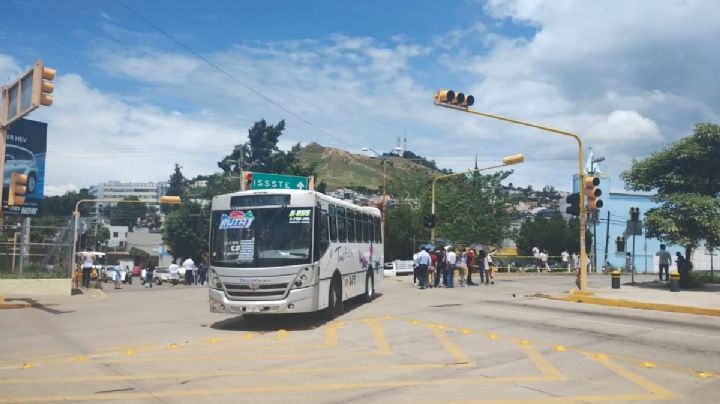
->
[434,90,591,292]
[430,153,524,244]
[69,196,182,281]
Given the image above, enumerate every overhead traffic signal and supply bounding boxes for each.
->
[243,171,253,190]
[565,192,580,216]
[32,61,56,107]
[584,175,603,211]
[616,236,625,253]
[423,214,436,229]
[434,89,474,108]
[8,173,28,206]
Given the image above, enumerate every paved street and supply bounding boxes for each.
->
[1,274,718,403]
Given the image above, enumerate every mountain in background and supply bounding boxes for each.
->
[296,143,439,191]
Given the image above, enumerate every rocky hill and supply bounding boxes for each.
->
[296,143,438,191]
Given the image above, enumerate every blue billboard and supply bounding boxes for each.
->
[3,118,47,216]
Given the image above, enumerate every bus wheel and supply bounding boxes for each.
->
[325,276,343,320]
[363,270,375,302]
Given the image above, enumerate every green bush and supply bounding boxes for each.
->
[0,266,67,279]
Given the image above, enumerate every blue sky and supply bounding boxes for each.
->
[1,0,719,195]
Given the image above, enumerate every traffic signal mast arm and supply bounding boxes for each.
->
[434,90,590,291]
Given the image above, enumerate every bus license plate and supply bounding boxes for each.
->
[246,306,260,313]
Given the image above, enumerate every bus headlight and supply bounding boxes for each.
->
[208,270,222,289]
[292,266,317,288]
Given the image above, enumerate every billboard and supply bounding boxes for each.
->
[2,118,47,216]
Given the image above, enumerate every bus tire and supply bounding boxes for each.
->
[324,274,343,320]
[363,270,375,303]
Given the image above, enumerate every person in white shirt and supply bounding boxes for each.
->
[561,251,569,272]
[446,248,457,288]
[168,262,180,286]
[540,250,550,272]
[484,250,495,285]
[81,252,95,289]
[182,257,195,286]
[414,248,431,289]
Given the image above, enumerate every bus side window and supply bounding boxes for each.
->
[347,210,356,243]
[373,216,381,242]
[362,214,370,243]
[329,204,338,242]
[337,206,347,242]
[316,206,329,258]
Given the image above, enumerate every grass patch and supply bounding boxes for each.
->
[0,266,67,279]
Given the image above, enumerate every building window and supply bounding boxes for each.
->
[113,232,119,238]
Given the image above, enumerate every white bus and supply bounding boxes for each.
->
[208,189,383,318]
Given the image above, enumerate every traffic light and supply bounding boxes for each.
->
[584,175,603,211]
[243,171,253,190]
[32,61,55,107]
[616,236,625,252]
[423,214,436,229]
[8,173,28,206]
[565,192,580,216]
[629,206,640,222]
[434,89,474,108]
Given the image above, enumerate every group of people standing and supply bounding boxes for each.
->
[144,257,208,288]
[413,247,496,289]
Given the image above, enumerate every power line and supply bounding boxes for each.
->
[113,0,353,149]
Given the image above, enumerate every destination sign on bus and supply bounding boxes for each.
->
[231,194,291,208]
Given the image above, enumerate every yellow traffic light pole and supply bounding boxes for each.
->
[431,154,524,245]
[434,99,590,291]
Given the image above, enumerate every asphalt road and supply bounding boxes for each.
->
[0,273,718,403]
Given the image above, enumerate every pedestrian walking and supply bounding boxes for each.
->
[446,248,457,288]
[434,248,446,288]
[477,249,487,285]
[484,250,495,285]
[540,250,550,272]
[414,247,431,289]
[625,252,633,273]
[656,244,671,281]
[466,248,476,285]
[428,249,438,288]
[457,249,468,287]
[532,246,540,269]
[198,258,208,286]
[113,265,123,289]
[412,247,421,286]
[675,252,685,273]
[561,250,569,272]
[169,261,180,286]
[183,257,195,286]
[145,262,155,288]
[81,252,95,289]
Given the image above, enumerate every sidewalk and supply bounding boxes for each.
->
[547,280,720,317]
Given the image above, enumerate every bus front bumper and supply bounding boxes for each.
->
[209,286,316,314]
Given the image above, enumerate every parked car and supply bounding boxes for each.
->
[140,267,178,286]
[384,260,414,277]
[101,265,129,283]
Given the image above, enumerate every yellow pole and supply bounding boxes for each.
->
[435,102,588,291]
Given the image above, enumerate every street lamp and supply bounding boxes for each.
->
[69,196,182,283]
[430,153,524,244]
[434,88,591,292]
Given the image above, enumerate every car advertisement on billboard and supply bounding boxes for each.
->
[3,118,47,216]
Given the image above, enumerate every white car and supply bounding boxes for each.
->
[140,268,178,286]
[383,260,415,277]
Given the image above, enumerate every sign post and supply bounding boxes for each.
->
[251,172,310,191]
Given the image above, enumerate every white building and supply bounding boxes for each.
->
[90,181,169,213]
[107,225,129,248]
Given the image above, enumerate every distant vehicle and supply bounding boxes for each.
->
[131,266,142,277]
[384,260,414,277]
[140,268,177,286]
[4,144,39,194]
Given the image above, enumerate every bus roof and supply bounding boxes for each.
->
[212,189,381,216]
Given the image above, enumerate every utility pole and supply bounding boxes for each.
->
[603,210,610,271]
[18,217,30,273]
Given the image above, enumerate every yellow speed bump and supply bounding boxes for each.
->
[384,315,394,320]
[244,332,256,340]
[20,362,34,369]
[410,319,421,325]
[695,371,713,379]
[168,343,179,350]
[554,345,567,352]
[594,353,609,361]
[518,339,530,346]
[125,349,135,356]
[208,337,219,344]
[488,333,499,340]
[73,355,88,363]
[639,361,656,369]
[460,329,472,335]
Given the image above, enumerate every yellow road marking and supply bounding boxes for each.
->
[368,318,392,354]
[514,340,564,381]
[427,325,471,365]
[585,352,675,400]
[324,322,340,347]
[429,394,671,404]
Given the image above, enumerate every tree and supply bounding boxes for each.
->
[129,247,150,265]
[41,188,94,217]
[622,123,720,284]
[108,197,147,231]
[161,201,209,261]
[163,163,187,214]
[515,214,591,257]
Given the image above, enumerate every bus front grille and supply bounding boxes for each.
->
[222,282,289,300]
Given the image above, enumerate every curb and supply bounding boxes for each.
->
[546,293,720,317]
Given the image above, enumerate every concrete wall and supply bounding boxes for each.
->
[0,279,72,296]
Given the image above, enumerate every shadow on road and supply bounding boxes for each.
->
[210,294,383,332]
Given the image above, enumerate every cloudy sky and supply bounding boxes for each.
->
[2,0,718,196]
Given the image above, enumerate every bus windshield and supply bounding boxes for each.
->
[211,207,313,268]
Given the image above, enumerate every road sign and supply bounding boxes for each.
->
[626,220,643,236]
[251,172,309,190]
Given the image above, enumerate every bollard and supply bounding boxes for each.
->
[670,272,680,292]
[611,271,621,289]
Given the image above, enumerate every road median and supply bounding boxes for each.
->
[545,290,720,317]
